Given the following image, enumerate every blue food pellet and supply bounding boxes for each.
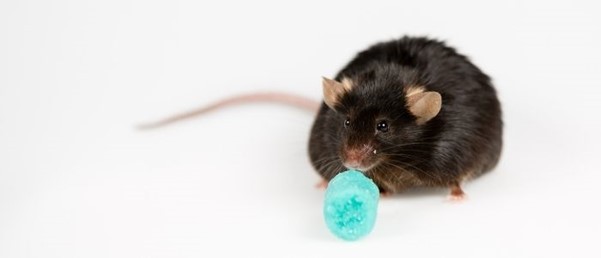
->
[323,170,379,241]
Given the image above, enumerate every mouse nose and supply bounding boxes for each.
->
[343,144,375,169]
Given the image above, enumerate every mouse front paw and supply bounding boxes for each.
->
[380,191,394,198]
[315,179,329,189]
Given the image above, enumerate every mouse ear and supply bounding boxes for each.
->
[322,77,353,110]
[406,91,442,125]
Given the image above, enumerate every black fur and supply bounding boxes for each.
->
[308,36,502,193]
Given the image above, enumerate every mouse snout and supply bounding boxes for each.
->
[342,144,376,171]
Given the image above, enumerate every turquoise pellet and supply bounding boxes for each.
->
[323,170,379,241]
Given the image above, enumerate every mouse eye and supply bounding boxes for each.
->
[344,118,351,128]
[376,120,389,133]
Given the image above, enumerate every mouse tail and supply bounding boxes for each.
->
[137,92,321,130]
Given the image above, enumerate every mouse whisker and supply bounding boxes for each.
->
[314,156,343,179]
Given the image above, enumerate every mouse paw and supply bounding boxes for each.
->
[446,193,467,202]
[446,183,467,203]
[315,179,328,189]
[380,191,394,198]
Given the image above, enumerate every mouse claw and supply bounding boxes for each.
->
[315,179,328,189]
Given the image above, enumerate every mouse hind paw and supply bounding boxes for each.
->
[446,183,466,202]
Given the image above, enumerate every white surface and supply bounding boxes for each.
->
[1,0,600,257]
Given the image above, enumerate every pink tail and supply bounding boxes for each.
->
[138,92,321,130]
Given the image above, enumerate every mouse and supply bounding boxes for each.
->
[309,36,502,200]
[139,36,502,201]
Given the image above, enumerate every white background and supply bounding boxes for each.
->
[1,0,600,257]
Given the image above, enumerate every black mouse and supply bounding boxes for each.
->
[139,36,503,200]
[308,36,502,200]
